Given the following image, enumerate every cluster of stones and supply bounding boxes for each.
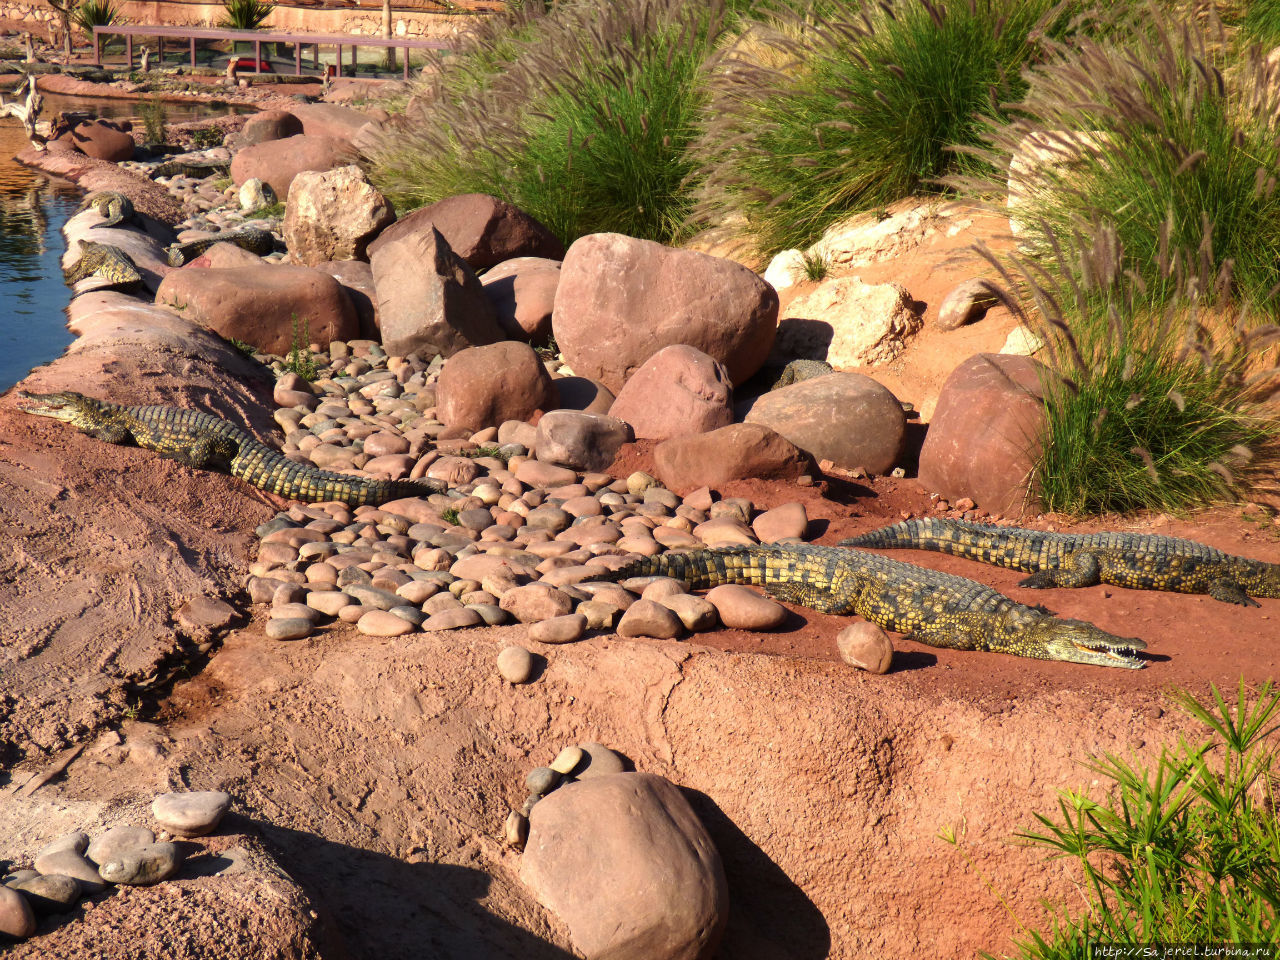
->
[502,743,625,850]
[0,791,230,942]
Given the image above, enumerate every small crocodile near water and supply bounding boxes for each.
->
[591,544,1147,668]
[166,227,275,266]
[16,391,446,507]
[841,517,1280,607]
[63,240,142,287]
[79,190,136,229]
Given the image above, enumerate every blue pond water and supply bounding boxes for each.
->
[0,95,244,394]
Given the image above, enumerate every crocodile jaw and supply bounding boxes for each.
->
[1040,620,1147,669]
[14,390,84,423]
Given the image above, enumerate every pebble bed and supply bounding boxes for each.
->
[244,334,813,648]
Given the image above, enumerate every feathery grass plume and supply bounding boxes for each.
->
[956,7,1280,316]
[974,219,1280,515]
[1233,0,1280,49]
[365,0,733,246]
[689,0,1098,256]
[983,680,1280,956]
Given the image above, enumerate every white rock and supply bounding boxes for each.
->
[1000,325,1046,356]
[775,277,922,367]
[762,249,806,291]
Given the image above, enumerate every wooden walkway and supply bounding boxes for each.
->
[93,24,451,80]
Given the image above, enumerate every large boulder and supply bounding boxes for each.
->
[283,165,395,266]
[773,278,922,368]
[744,373,906,475]
[521,772,728,960]
[553,234,778,394]
[239,109,302,146]
[369,225,505,358]
[230,135,356,201]
[480,256,561,344]
[436,341,556,432]
[50,118,134,162]
[155,264,359,354]
[286,101,375,142]
[367,194,563,270]
[535,410,631,472]
[917,353,1053,515]
[315,259,379,339]
[608,345,733,442]
[654,422,810,493]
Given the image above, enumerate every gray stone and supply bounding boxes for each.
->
[32,849,105,894]
[13,874,80,914]
[97,841,182,885]
[497,645,535,684]
[151,790,232,837]
[87,825,156,866]
[526,766,561,795]
[576,742,625,779]
[266,617,314,641]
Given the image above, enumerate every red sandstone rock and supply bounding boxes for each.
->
[51,118,134,162]
[240,109,303,145]
[480,256,561,344]
[744,373,906,475]
[917,353,1052,516]
[436,342,556,432]
[608,345,733,442]
[314,259,378,340]
[230,134,356,200]
[653,423,810,494]
[552,376,615,414]
[155,264,359,354]
[522,772,727,960]
[368,193,563,270]
[535,410,631,472]
[551,233,778,393]
[369,225,505,358]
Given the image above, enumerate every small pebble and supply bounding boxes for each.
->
[497,645,535,684]
[836,623,894,674]
[152,790,232,837]
[705,584,788,630]
[525,766,560,795]
[357,609,416,636]
[266,617,314,641]
[13,874,79,914]
[97,842,182,886]
[529,613,587,645]
[504,810,529,849]
[0,885,35,939]
[616,599,683,640]
[549,745,584,775]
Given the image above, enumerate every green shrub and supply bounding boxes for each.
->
[977,221,1280,515]
[189,126,224,148]
[221,0,273,31]
[71,0,121,38]
[691,0,1096,255]
[968,680,1280,956]
[966,12,1280,315]
[366,0,731,246]
[138,93,168,146]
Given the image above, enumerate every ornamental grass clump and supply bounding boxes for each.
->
[365,0,728,246]
[690,0,1095,256]
[971,680,1280,956]
[961,11,1280,315]
[976,220,1280,515]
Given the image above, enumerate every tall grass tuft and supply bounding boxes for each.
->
[981,680,1280,956]
[365,0,729,246]
[221,0,273,31]
[976,220,1280,515]
[959,10,1280,315]
[690,0,1096,256]
[71,0,121,39]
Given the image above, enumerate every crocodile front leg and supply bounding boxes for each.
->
[1018,550,1101,589]
[1208,578,1262,607]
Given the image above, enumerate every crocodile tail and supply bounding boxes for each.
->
[594,546,765,588]
[839,518,934,549]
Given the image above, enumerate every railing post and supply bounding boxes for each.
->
[295,41,301,76]
[126,34,132,72]
[402,42,409,80]
[189,35,196,70]
[349,43,355,75]
[158,35,164,66]
[254,39,261,74]
[336,44,342,78]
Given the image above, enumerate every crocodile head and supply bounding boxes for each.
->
[15,390,99,425]
[1027,617,1147,669]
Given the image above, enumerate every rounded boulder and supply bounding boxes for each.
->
[608,344,733,442]
[436,342,556,432]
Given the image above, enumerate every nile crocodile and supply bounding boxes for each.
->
[840,517,1280,607]
[63,240,142,287]
[79,190,136,229]
[166,227,275,266]
[592,544,1146,668]
[16,390,446,507]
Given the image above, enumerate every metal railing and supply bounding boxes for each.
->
[92,24,449,80]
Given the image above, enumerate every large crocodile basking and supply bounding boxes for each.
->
[166,227,275,266]
[841,517,1280,607]
[63,240,142,287]
[16,391,446,507]
[591,543,1147,668]
[79,190,136,229]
